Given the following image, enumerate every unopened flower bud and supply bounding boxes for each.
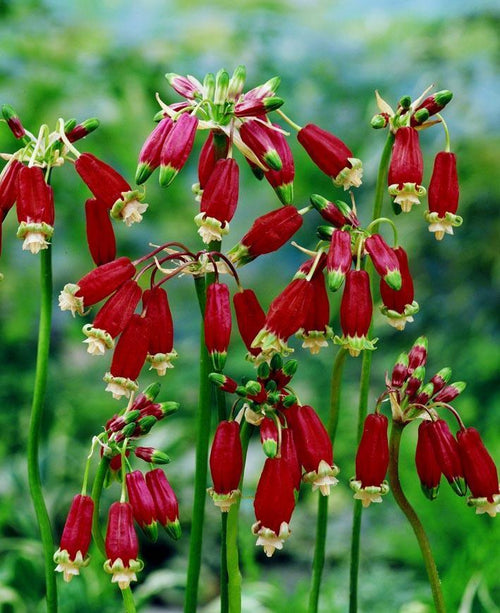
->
[146,469,181,540]
[415,420,441,500]
[428,419,466,496]
[407,336,428,374]
[159,113,198,187]
[134,447,171,465]
[209,420,243,512]
[204,282,232,370]
[126,471,158,541]
[391,352,409,388]
[2,104,26,138]
[433,381,466,404]
[260,417,279,458]
[388,127,426,212]
[239,120,282,171]
[326,229,352,291]
[380,247,419,330]
[430,367,452,395]
[66,118,100,143]
[135,117,174,184]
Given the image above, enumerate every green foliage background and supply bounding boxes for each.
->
[0,0,498,611]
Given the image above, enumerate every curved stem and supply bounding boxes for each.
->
[27,246,57,613]
[388,422,446,613]
[308,348,347,613]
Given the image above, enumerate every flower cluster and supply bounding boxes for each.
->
[54,383,181,589]
[209,354,339,556]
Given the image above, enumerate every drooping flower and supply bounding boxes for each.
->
[410,90,453,126]
[146,469,181,540]
[427,419,466,496]
[208,420,243,512]
[0,159,22,221]
[326,229,352,291]
[135,117,174,184]
[260,416,279,458]
[197,131,230,190]
[84,198,116,266]
[380,246,419,330]
[364,234,402,290]
[297,267,332,354]
[16,165,54,254]
[233,288,266,359]
[142,286,177,376]
[204,282,232,370]
[415,420,442,500]
[280,427,302,491]
[126,470,158,541]
[263,124,295,204]
[425,151,462,240]
[159,113,199,187]
[309,194,360,228]
[239,119,282,171]
[388,127,426,212]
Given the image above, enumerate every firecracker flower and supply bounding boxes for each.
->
[135,117,174,184]
[262,123,295,204]
[146,469,181,540]
[388,126,426,212]
[364,234,402,290]
[84,197,116,266]
[143,286,178,376]
[204,282,232,370]
[297,265,333,355]
[208,420,243,511]
[233,288,266,360]
[415,420,442,500]
[159,113,199,187]
[426,419,466,496]
[103,501,144,590]
[54,494,94,582]
[126,470,159,541]
[425,151,463,240]
[310,193,360,228]
[380,246,419,330]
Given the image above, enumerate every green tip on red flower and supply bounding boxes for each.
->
[383,269,402,291]
[165,518,182,541]
[159,164,179,187]
[263,149,283,171]
[135,162,154,185]
[274,182,294,205]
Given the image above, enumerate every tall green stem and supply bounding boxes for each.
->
[216,386,229,613]
[349,131,395,613]
[91,456,110,557]
[388,422,446,613]
[308,348,347,613]
[27,246,57,613]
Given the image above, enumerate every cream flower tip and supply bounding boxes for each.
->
[353,490,383,508]
[475,503,499,518]
[83,337,107,356]
[23,232,49,254]
[58,284,83,317]
[55,563,80,582]
[105,381,131,400]
[122,200,148,226]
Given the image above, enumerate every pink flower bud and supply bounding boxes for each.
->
[54,494,94,582]
[297,123,362,189]
[104,501,143,590]
[165,72,203,99]
[239,119,282,171]
[391,352,409,388]
[126,471,159,541]
[159,113,198,187]
[430,368,452,395]
[407,336,428,374]
[84,198,116,266]
[428,419,466,496]
[326,229,352,291]
[82,279,142,355]
[135,117,174,184]
[198,131,230,189]
[143,287,177,376]
[204,282,232,370]
[209,420,243,512]
[309,194,360,228]
[263,124,295,204]
[234,96,284,118]
[65,118,99,143]
[134,446,171,465]
[233,288,266,358]
[351,413,390,507]
[433,381,466,403]
[380,246,418,330]
[425,151,462,240]
[0,159,22,220]
[336,269,375,357]
[16,165,54,254]
[228,206,302,266]
[58,256,136,316]
[252,457,295,557]
[388,127,425,212]
[146,469,181,540]
[2,104,26,138]
[364,234,401,290]
[415,420,442,500]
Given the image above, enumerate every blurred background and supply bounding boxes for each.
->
[0,0,499,611]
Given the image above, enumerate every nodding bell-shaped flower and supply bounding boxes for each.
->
[239,119,283,171]
[82,279,142,355]
[58,256,136,317]
[326,229,352,291]
[0,159,22,220]
[146,469,181,540]
[135,117,174,184]
[16,165,54,254]
[350,413,390,507]
[204,282,232,370]
[195,157,239,243]
[427,419,466,496]
[388,127,426,212]
[159,113,199,187]
[233,288,266,359]
[103,501,143,590]
[143,287,177,376]
[252,456,296,557]
[197,131,230,190]
[54,494,94,582]
[415,420,442,500]
[263,124,295,204]
[85,198,116,266]
[364,234,402,290]
[208,420,243,512]
[287,404,339,495]
[126,470,159,541]
[297,123,363,190]
[380,246,419,330]
[228,206,302,267]
[280,427,302,491]
[334,269,376,357]
[75,153,148,226]
[425,151,462,240]
[260,416,279,458]
[297,268,332,355]
[104,314,150,399]
[309,194,360,228]
[457,427,500,517]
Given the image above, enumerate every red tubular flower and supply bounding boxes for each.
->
[233,288,266,358]
[410,90,453,126]
[260,416,279,458]
[196,158,239,243]
[146,469,181,540]
[309,194,360,228]
[209,420,243,511]
[75,153,148,225]
[54,494,94,582]
[0,159,22,220]
[159,113,198,187]
[388,127,426,212]
[104,314,150,399]
[380,246,419,330]
[263,124,295,204]
[58,256,136,316]
[326,229,352,291]
[85,198,116,266]
[425,151,462,240]
[297,123,363,190]
[239,119,282,171]
[252,277,313,356]
[252,457,296,557]
[134,446,171,465]
[103,501,143,590]
[364,234,401,290]
[65,118,100,143]
[280,428,302,491]
[204,282,232,370]
[197,131,230,189]
[298,268,332,354]
[143,286,177,376]
[287,404,339,495]
[433,381,466,403]
[335,269,376,357]
[415,420,442,500]
[228,206,302,266]
[82,279,142,355]
[407,336,428,374]
[135,117,174,184]
[457,427,500,516]
[427,419,466,496]
[234,96,284,118]
[16,165,54,254]
[126,471,158,541]
[350,413,390,507]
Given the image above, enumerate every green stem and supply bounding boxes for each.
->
[27,246,57,613]
[349,131,395,613]
[388,422,446,613]
[120,587,137,613]
[308,348,348,613]
[216,386,229,613]
[91,455,111,557]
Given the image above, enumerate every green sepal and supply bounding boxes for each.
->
[383,269,402,291]
[164,519,182,541]
[135,162,154,185]
[449,477,467,497]
[262,439,278,458]
[263,149,282,171]
[421,482,440,501]
[142,381,162,403]
[159,164,178,187]
[142,521,159,542]
[274,182,294,205]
